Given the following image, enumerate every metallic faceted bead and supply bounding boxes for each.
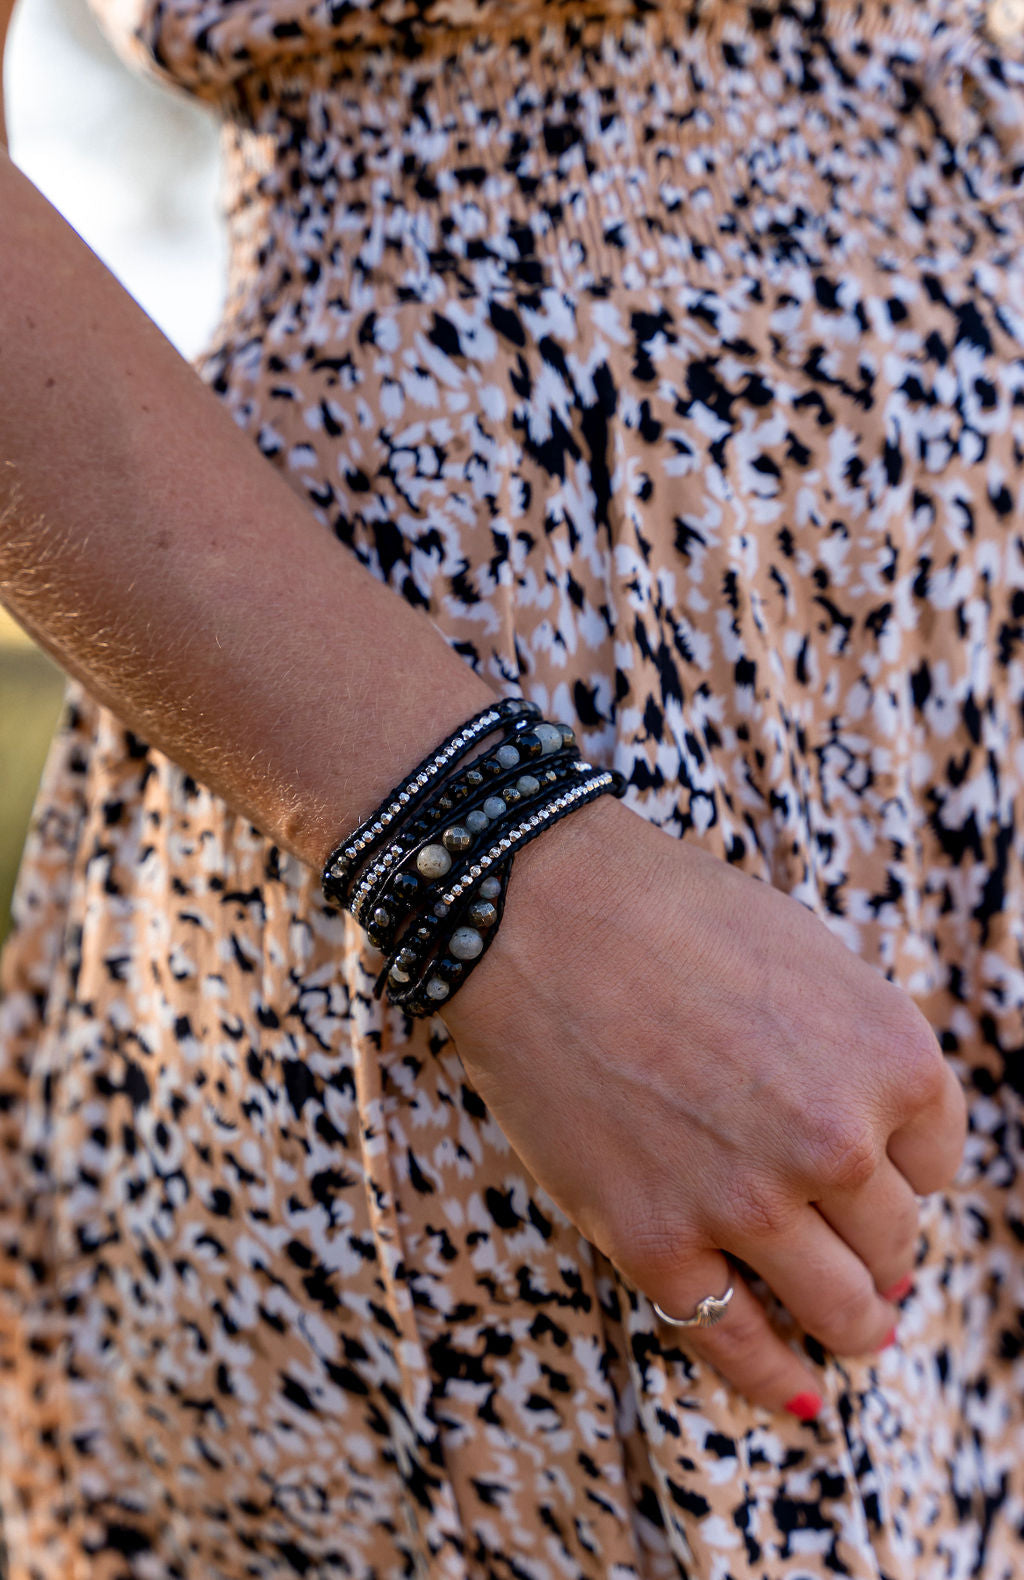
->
[437,794,454,812]
[394,946,417,972]
[496,744,521,769]
[465,769,484,787]
[517,774,541,796]
[372,907,391,930]
[502,784,521,803]
[479,876,502,900]
[450,926,484,961]
[468,899,498,930]
[417,843,452,879]
[466,809,490,833]
[442,825,472,853]
[425,976,451,1001]
[535,722,564,755]
[986,0,1024,39]
[483,796,507,820]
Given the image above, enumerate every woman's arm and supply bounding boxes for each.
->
[0,147,495,864]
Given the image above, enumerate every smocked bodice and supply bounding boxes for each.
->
[87,0,649,95]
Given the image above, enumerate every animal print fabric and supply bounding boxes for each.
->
[3,0,1024,1574]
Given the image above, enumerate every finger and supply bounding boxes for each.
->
[888,1059,967,1196]
[816,1159,920,1298]
[726,1206,898,1357]
[648,1256,824,1420]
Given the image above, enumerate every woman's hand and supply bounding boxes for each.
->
[443,795,968,1416]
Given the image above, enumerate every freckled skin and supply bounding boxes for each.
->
[1,1,1023,1577]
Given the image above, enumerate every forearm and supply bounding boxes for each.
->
[0,150,494,868]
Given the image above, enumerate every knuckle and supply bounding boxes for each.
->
[807,1114,879,1194]
[718,1176,801,1244]
[610,1207,698,1286]
[880,997,946,1107]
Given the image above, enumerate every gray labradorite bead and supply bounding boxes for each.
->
[535,722,564,754]
[425,976,450,1001]
[478,875,502,899]
[450,926,484,961]
[416,843,452,879]
[467,899,498,930]
[442,825,471,853]
[466,809,490,833]
[496,744,521,769]
[483,796,507,820]
[517,774,540,796]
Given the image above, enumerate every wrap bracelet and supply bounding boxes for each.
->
[321,701,626,1016]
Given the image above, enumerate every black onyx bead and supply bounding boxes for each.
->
[482,757,504,776]
[437,956,465,982]
[393,872,421,901]
[558,722,577,748]
[516,730,543,759]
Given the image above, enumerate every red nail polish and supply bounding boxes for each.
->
[881,1274,913,1304]
[785,1392,822,1422]
[880,1327,898,1350]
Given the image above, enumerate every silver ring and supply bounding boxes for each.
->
[653,1285,735,1329]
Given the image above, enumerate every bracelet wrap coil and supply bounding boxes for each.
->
[321,701,626,1016]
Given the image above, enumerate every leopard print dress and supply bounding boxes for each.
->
[3,0,1024,1574]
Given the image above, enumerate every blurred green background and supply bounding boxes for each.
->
[0,610,65,945]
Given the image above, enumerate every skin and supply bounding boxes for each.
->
[0,8,967,1420]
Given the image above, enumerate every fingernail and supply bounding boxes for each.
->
[880,1327,898,1350]
[785,1392,823,1422]
[881,1274,913,1304]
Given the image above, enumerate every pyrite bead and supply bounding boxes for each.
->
[372,907,391,930]
[465,769,484,788]
[442,825,472,853]
[468,900,498,930]
[417,843,452,879]
[450,927,484,961]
